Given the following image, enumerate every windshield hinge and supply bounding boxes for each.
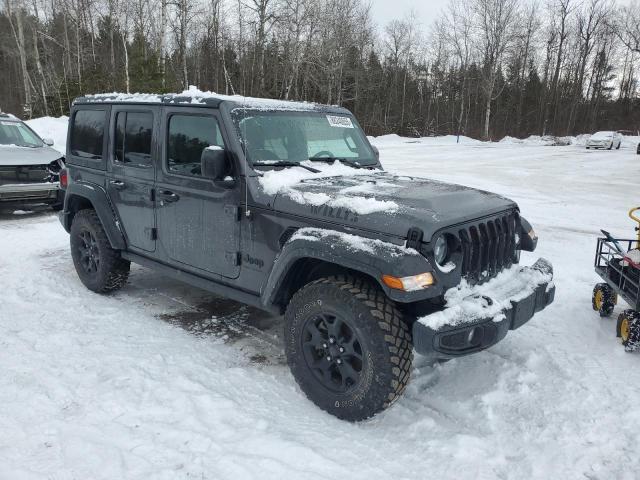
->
[406,227,424,250]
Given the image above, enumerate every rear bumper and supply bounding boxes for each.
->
[412,258,555,359]
[0,182,60,204]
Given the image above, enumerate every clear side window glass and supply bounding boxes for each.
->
[114,111,153,167]
[71,110,106,159]
[167,115,224,176]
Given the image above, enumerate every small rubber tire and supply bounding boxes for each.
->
[70,209,130,293]
[592,283,616,317]
[284,275,413,421]
[608,142,613,150]
[51,202,63,211]
[616,310,640,352]
[616,143,621,150]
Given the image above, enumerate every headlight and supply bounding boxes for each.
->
[433,235,448,265]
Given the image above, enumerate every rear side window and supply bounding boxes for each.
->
[167,115,224,176]
[70,110,106,159]
[114,111,153,167]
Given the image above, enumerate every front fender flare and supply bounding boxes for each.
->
[61,182,126,250]
[261,228,438,308]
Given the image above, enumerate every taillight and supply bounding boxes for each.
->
[60,169,68,188]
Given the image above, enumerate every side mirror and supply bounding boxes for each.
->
[43,138,54,146]
[371,145,380,160]
[201,146,228,180]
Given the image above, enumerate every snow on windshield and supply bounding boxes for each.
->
[591,131,614,139]
[258,162,400,215]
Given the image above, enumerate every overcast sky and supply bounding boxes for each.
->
[369,0,451,29]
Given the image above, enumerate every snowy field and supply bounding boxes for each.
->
[2,118,639,479]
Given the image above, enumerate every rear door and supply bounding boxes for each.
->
[155,107,241,279]
[107,106,158,253]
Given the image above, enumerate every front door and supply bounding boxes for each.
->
[107,107,158,253]
[155,107,241,279]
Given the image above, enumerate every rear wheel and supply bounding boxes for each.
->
[284,275,413,421]
[70,209,130,293]
[617,310,640,352]
[592,283,616,317]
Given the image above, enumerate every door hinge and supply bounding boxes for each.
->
[224,205,241,221]
[150,188,156,202]
[225,251,241,266]
[151,227,158,240]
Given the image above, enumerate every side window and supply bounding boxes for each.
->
[114,111,153,167]
[70,109,106,159]
[167,114,224,176]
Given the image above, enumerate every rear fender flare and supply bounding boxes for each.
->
[62,182,126,250]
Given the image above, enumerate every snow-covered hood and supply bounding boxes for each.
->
[0,145,62,166]
[264,169,517,241]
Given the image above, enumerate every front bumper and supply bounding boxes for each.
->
[412,258,555,359]
[0,182,60,204]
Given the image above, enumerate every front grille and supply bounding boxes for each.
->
[457,212,519,283]
[0,165,50,185]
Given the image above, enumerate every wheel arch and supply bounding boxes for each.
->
[62,182,126,250]
[262,231,437,312]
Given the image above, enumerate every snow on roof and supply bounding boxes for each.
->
[78,86,336,112]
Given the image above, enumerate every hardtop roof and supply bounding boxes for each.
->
[73,86,350,115]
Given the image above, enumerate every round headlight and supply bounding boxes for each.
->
[433,235,448,265]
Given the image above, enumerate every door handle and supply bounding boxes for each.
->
[109,180,126,190]
[158,190,180,203]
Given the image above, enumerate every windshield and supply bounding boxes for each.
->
[0,120,43,147]
[232,111,377,167]
[592,131,613,139]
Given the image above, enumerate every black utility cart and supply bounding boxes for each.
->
[593,207,640,351]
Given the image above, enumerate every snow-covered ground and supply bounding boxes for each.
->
[2,118,640,479]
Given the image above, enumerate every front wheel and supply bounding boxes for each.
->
[70,209,130,293]
[284,275,413,421]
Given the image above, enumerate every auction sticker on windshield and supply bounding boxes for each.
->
[326,115,354,128]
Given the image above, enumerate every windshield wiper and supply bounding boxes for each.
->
[252,160,320,173]
[308,157,365,169]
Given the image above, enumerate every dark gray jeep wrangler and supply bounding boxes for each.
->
[60,90,555,421]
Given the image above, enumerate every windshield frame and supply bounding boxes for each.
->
[0,119,44,148]
[229,109,379,169]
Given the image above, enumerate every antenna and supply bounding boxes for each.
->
[242,94,251,219]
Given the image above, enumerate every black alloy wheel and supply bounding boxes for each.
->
[301,312,364,393]
[77,229,100,274]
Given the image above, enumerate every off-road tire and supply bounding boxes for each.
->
[284,275,413,421]
[592,283,616,317]
[617,310,640,352]
[70,209,130,293]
